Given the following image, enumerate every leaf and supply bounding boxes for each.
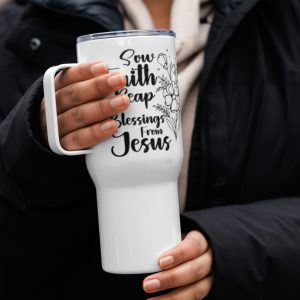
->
[153,104,170,118]
[167,117,176,133]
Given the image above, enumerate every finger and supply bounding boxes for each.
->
[55,61,108,90]
[58,94,130,137]
[143,248,213,293]
[158,230,209,270]
[146,276,214,300]
[40,99,48,144]
[55,72,126,114]
[60,119,118,151]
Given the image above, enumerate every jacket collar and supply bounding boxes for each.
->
[29,0,247,31]
[30,0,123,31]
[215,0,245,15]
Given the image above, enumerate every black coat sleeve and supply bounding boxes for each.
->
[0,77,98,297]
[0,76,95,208]
[181,197,300,300]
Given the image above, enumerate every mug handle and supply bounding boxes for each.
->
[43,64,92,155]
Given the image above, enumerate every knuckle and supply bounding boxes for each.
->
[70,131,82,148]
[187,236,205,255]
[95,77,103,92]
[70,107,84,124]
[165,271,180,288]
[99,99,114,117]
[68,85,80,104]
[55,90,65,112]
[174,244,186,259]
[90,124,102,140]
[97,100,106,116]
[194,286,204,300]
[190,260,202,281]
[57,113,69,134]
[78,64,86,77]
[58,115,66,134]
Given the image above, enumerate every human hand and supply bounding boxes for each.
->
[143,230,213,300]
[40,61,130,150]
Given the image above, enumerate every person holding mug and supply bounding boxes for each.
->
[0,0,300,299]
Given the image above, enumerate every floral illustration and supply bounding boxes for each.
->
[154,52,181,139]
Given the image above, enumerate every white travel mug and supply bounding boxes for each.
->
[43,30,183,274]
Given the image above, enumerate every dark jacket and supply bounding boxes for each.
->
[1,0,300,299]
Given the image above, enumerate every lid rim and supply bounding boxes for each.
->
[77,29,176,43]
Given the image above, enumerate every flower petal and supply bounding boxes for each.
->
[158,53,167,68]
[164,95,173,106]
[171,98,179,112]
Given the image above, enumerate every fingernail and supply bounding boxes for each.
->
[159,255,174,268]
[107,73,126,87]
[90,63,108,75]
[110,95,129,108]
[100,121,116,132]
[143,279,161,292]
